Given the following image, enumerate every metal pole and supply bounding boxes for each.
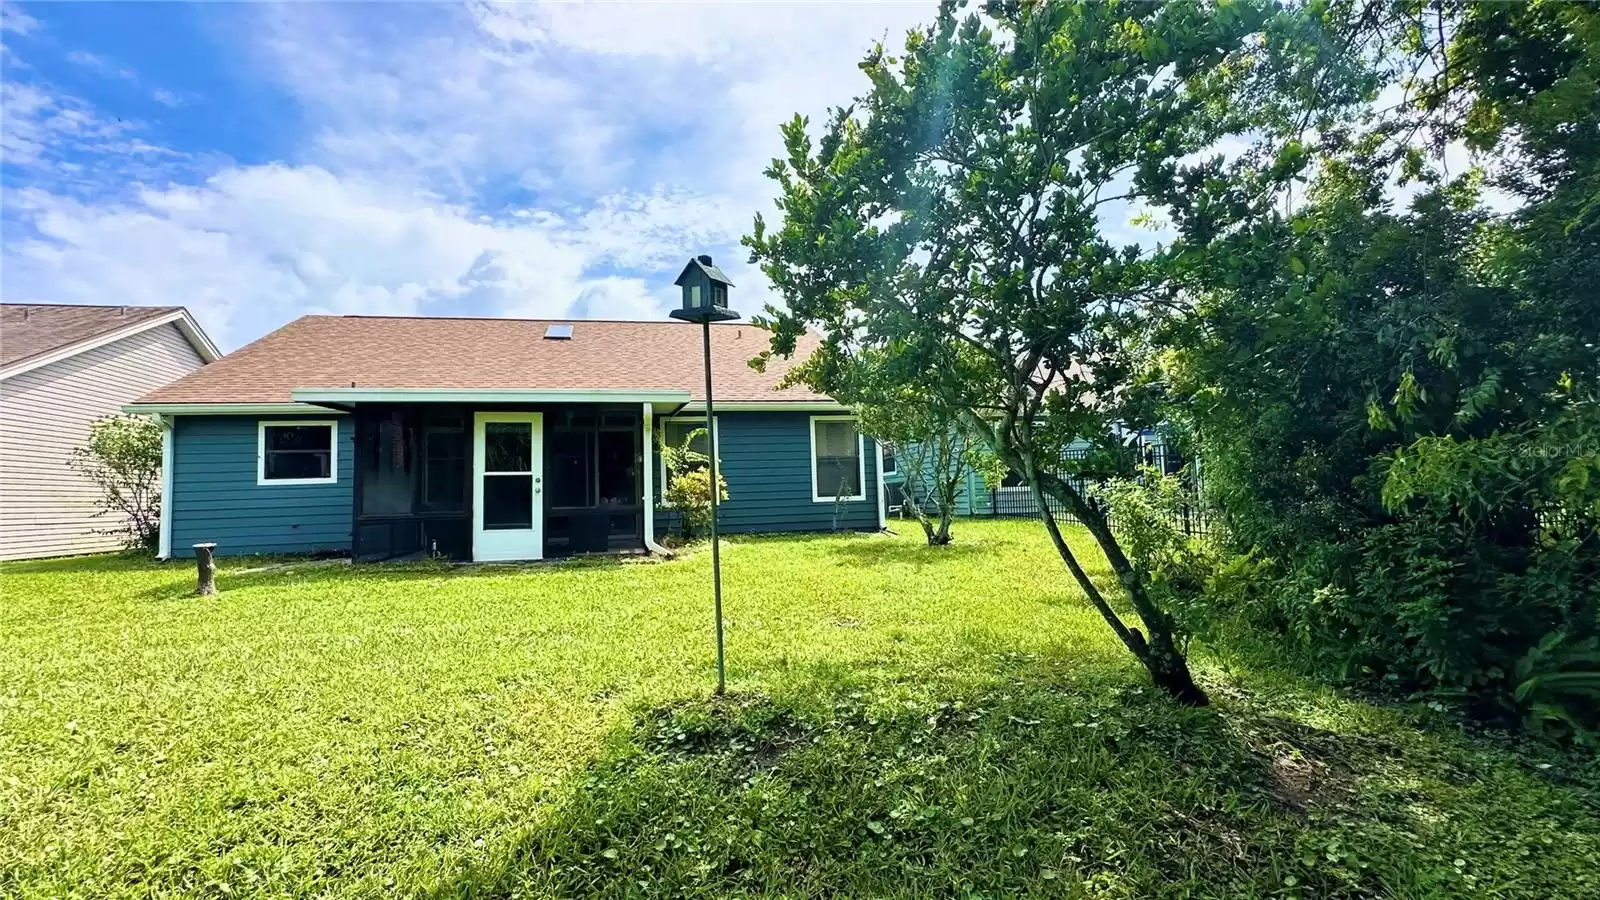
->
[702,318,727,695]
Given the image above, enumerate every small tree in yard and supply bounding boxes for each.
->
[879,412,967,547]
[68,415,163,552]
[660,427,729,541]
[786,346,968,545]
[746,1,1338,704]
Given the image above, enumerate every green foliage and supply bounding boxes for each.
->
[66,415,163,552]
[660,427,728,541]
[4,524,1597,898]
[741,0,1342,703]
[1515,632,1600,746]
[1158,0,1600,737]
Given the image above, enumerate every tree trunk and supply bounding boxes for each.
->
[1035,471,1209,706]
[901,488,950,546]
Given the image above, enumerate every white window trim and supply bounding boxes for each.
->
[658,415,720,504]
[257,419,339,486]
[809,415,867,503]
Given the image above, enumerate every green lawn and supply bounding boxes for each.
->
[2,521,1596,898]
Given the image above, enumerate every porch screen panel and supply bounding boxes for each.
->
[360,413,414,516]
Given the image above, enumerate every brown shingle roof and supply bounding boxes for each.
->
[135,315,832,405]
[1,304,181,368]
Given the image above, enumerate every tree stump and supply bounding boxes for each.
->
[193,543,218,596]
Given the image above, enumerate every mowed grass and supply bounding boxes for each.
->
[1,522,1596,898]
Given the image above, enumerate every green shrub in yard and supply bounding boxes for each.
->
[66,414,163,552]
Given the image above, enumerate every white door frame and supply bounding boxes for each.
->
[472,412,543,562]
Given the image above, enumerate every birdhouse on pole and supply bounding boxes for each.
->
[670,255,739,323]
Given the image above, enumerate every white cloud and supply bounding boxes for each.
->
[1,79,146,169]
[1,1,37,35]
[65,49,137,81]
[5,0,944,348]
[151,88,182,107]
[4,163,750,349]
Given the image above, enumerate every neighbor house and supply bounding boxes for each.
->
[123,314,889,562]
[1,304,219,560]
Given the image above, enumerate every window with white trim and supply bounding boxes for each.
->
[880,443,897,475]
[659,417,718,493]
[811,416,864,501]
[259,421,337,484]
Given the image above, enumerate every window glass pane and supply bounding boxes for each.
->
[483,474,533,529]
[263,424,332,481]
[665,421,710,458]
[265,450,330,480]
[598,430,636,505]
[485,422,532,472]
[267,425,331,452]
[881,444,897,474]
[360,415,412,515]
[814,420,861,498]
[422,425,466,510]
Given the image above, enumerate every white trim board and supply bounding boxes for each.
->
[292,387,691,405]
[124,402,345,416]
[678,401,848,413]
[808,414,867,503]
[257,419,339,486]
[1,308,220,381]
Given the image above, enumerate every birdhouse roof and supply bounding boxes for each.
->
[674,257,734,288]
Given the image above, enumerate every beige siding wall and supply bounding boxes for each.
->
[0,323,205,560]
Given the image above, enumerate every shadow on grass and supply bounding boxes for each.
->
[823,538,987,566]
[426,652,1600,900]
[127,551,681,602]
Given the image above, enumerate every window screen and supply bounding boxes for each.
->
[812,419,862,500]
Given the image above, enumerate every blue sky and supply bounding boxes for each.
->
[1,1,936,350]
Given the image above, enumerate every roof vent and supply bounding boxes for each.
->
[544,324,574,340]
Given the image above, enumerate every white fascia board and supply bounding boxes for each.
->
[0,309,219,381]
[290,387,693,405]
[122,402,345,416]
[679,400,850,413]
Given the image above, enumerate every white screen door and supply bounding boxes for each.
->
[473,412,543,561]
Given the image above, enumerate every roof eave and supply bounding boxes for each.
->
[1,308,220,381]
[290,387,695,406]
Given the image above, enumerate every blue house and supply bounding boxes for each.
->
[125,313,888,561]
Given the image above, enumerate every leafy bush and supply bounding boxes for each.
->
[660,427,728,541]
[67,415,163,552]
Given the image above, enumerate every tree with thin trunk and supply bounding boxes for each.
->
[785,347,966,545]
[68,415,163,552]
[746,0,1343,703]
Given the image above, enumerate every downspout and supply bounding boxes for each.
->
[876,438,887,530]
[640,402,674,558]
[158,414,174,560]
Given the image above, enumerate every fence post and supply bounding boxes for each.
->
[194,542,218,596]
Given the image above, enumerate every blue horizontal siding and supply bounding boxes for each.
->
[655,411,880,535]
[170,415,354,558]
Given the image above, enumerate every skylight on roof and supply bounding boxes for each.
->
[544,324,573,340]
